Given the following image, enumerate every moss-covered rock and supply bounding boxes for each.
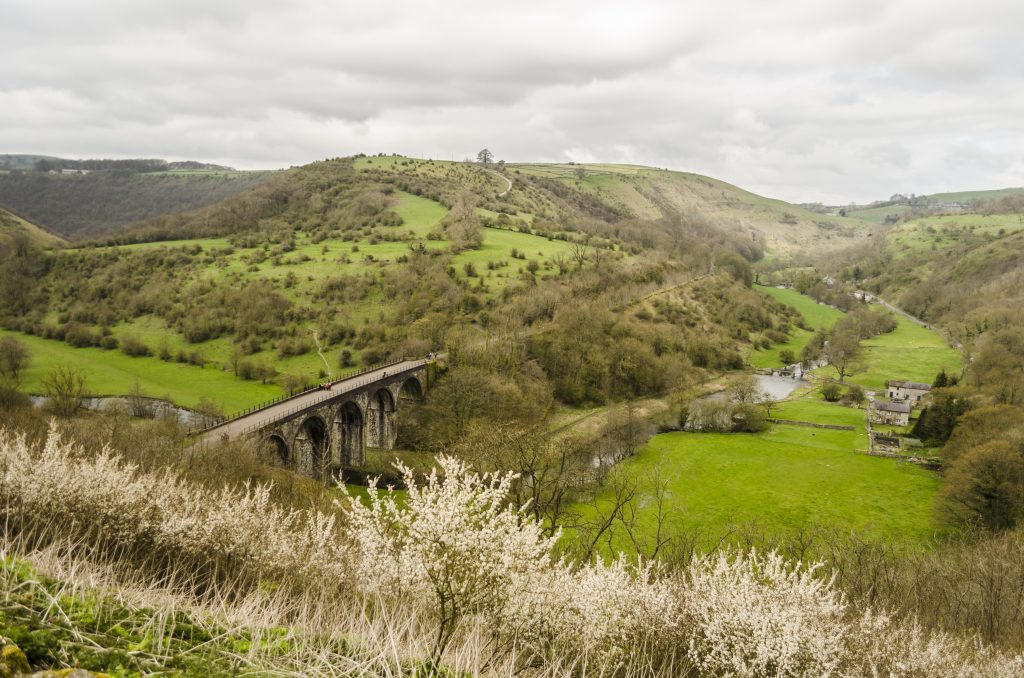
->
[0,636,30,677]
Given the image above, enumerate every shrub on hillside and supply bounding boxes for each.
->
[821,383,842,402]
[843,385,865,405]
[360,348,384,366]
[63,322,97,348]
[119,334,151,357]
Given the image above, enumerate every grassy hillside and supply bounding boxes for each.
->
[0,169,275,237]
[353,156,873,255]
[0,328,280,412]
[842,187,1024,224]
[841,203,1024,352]
[0,206,64,252]
[845,313,963,391]
[510,162,870,255]
[885,212,1024,259]
[0,156,807,414]
[748,284,845,368]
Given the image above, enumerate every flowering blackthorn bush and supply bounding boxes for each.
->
[2,425,1023,676]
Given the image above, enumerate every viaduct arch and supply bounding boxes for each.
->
[205,359,432,481]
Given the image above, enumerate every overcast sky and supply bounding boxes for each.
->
[2,0,1023,204]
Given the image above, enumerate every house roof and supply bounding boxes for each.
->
[872,400,912,413]
[886,380,931,391]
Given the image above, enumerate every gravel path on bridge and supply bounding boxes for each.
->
[201,359,428,442]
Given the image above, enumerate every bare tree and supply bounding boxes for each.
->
[573,469,639,562]
[454,422,588,536]
[476,148,494,164]
[126,379,156,419]
[42,366,87,417]
[570,241,589,270]
[729,374,765,404]
[823,329,861,382]
[195,397,224,429]
[0,336,29,384]
[621,460,679,560]
[550,253,570,274]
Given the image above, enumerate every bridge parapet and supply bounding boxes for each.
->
[189,357,413,436]
[198,357,435,481]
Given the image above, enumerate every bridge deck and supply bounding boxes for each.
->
[200,359,428,442]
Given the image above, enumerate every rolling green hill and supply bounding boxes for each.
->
[842,187,1024,224]
[0,156,806,413]
[507,162,871,255]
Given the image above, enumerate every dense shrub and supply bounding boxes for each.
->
[119,334,151,357]
[821,383,842,402]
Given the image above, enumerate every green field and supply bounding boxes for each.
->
[755,285,844,330]
[580,424,941,551]
[772,391,867,431]
[748,285,844,368]
[1,329,281,412]
[844,203,911,224]
[841,312,962,391]
[103,190,581,296]
[887,213,1024,258]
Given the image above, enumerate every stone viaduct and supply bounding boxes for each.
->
[198,358,432,481]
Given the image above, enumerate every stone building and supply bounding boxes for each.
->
[886,379,931,404]
[870,400,911,426]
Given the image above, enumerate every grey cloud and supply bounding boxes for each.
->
[1,0,1023,203]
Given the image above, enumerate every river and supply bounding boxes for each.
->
[29,395,202,427]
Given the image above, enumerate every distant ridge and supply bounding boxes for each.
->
[0,154,235,172]
[0,159,273,238]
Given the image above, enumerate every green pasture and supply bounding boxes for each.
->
[451,227,582,291]
[392,191,448,233]
[748,285,844,368]
[0,329,281,412]
[887,213,1024,257]
[755,285,844,330]
[772,392,867,431]
[577,425,941,552]
[844,204,911,224]
[840,312,962,391]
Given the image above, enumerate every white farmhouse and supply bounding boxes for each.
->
[886,379,931,404]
